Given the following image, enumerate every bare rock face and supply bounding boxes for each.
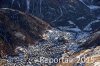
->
[0,8,52,57]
